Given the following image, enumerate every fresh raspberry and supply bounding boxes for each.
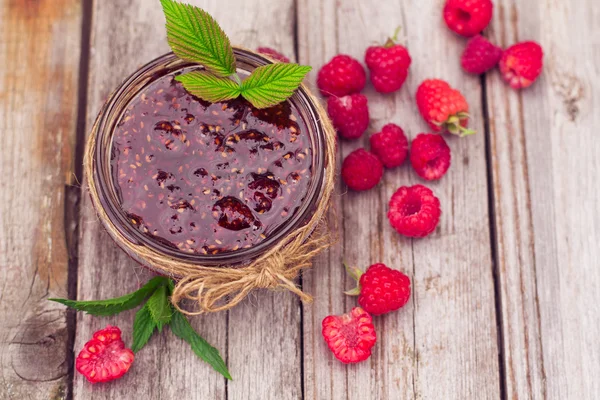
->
[416,79,475,136]
[461,35,502,74]
[388,184,441,238]
[345,263,411,315]
[321,307,377,363]
[76,326,135,383]
[317,55,366,97]
[341,149,384,191]
[499,41,544,89]
[443,0,493,37]
[327,94,369,139]
[410,133,451,180]
[257,47,290,63]
[369,123,408,168]
[364,31,411,93]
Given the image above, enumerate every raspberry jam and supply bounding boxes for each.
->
[110,73,312,254]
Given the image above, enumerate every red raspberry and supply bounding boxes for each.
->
[365,32,411,93]
[461,35,502,74]
[257,47,290,63]
[317,55,366,97]
[388,184,441,238]
[327,94,369,139]
[443,0,493,37]
[76,326,135,383]
[369,123,408,168]
[499,41,544,89]
[321,307,377,363]
[410,133,451,180]
[345,263,411,315]
[341,149,383,191]
[416,79,475,136]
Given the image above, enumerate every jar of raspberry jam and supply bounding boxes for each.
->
[88,50,330,267]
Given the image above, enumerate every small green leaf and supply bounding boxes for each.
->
[146,285,173,332]
[241,63,311,109]
[175,71,242,103]
[170,311,232,380]
[131,304,156,353]
[160,0,236,77]
[49,276,168,316]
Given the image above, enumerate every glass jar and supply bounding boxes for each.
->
[88,49,329,268]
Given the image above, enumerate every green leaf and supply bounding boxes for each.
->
[131,304,157,353]
[49,276,168,316]
[175,71,242,103]
[170,311,232,380]
[160,0,236,77]
[240,63,312,109]
[146,285,173,332]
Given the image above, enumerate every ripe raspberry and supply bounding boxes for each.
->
[369,123,408,168]
[416,79,475,136]
[388,184,441,238]
[461,35,502,74]
[345,263,411,315]
[443,0,493,37]
[365,31,412,93]
[321,307,377,363]
[76,326,135,383]
[499,41,544,89]
[341,149,384,191]
[327,94,369,139]
[410,133,452,180]
[317,55,366,97]
[257,47,290,63]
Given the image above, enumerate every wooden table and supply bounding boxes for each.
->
[1,0,598,399]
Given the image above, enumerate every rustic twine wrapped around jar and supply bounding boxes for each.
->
[84,50,337,314]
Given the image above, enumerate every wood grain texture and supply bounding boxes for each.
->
[74,1,300,399]
[487,0,600,398]
[0,1,81,399]
[298,1,501,399]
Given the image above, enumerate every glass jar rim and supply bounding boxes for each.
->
[91,50,327,265]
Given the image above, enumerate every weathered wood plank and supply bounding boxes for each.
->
[0,1,81,399]
[298,1,501,399]
[487,0,600,398]
[75,1,300,399]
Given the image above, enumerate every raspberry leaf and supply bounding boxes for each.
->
[132,304,157,352]
[241,63,312,109]
[49,276,169,316]
[170,311,232,380]
[175,71,242,103]
[160,0,236,77]
[343,263,363,296]
[146,284,173,332]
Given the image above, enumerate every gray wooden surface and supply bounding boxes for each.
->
[1,0,598,399]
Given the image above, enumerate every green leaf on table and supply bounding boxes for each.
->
[240,63,311,109]
[131,304,157,353]
[146,284,173,332]
[49,276,169,316]
[170,311,232,380]
[160,0,236,77]
[175,71,242,103]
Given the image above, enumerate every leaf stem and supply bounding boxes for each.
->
[232,73,242,86]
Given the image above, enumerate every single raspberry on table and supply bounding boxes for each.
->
[416,79,475,136]
[327,94,370,140]
[321,307,377,363]
[410,133,452,180]
[499,41,544,89]
[443,0,493,37]
[388,184,441,238]
[461,35,503,74]
[76,326,135,383]
[345,263,411,315]
[317,55,366,97]
[365,29,412,93]
[257,47,290,63]
[369,123,408,168]
[341,149,384,191]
